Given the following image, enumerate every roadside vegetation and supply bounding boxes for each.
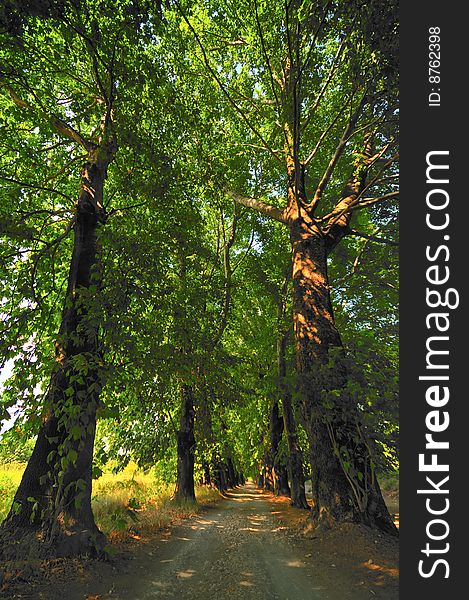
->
[0,461,221,544]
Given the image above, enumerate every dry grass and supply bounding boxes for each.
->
[0,462,24,522]
[0,462,222,542]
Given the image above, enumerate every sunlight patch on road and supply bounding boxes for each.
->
[361,562,399,578]
[176,569,196,579]
[271,526,288,532]
[151,581,171,589]
[284,559,305,568]
[227,493,265,500]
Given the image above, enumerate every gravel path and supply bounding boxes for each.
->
[38,482,399,600]
[122,482,327,600]
[3,482,399,599]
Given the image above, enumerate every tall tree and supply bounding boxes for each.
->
[0,0,162,555]
[177,0,398,532]
[277,277,308,508]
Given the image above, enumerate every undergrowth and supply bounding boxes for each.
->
[0,462,221,541]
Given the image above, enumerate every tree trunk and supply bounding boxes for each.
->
[202,461,211,486]
[174,384,196,502]
[212,459,225,492]
[225,459,234,488]
[278,330,309,509]
[262,454,274,492]
[172,235,198,503]
[269,401,291,496]
[1,148,113,557]
[290,218,396,533]
[274,465,291,496]
[219,462,228,492]
[257,467,264,489]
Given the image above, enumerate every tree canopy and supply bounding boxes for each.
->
[0,0,398,557]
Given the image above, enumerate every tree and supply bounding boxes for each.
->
[0,0,162,555]
[177,0,398,532]
[0,0,399,559]
[276,276,308,508]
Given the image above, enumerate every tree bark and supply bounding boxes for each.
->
[278,331,309,509]
[257,467,264,489]
[172,231,199,503]
[174,384,196,502]
[226,456,238,488]
[1,146,114,557]
[262,454,274,492]
[218,462,229,492]
[290,215,396,533]
[269,401,291,496]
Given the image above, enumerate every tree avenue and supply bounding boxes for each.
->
[178,0,398,533]
[0,0,399,559]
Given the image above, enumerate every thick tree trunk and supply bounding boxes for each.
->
[262,454,274,492]
[1,150,113,557]
[278,331,309,509]
[174,384,196,502]
[275,465,291,496]
[218,462,228,492]
[211,458,225,492]
[226,456,238,488]
[257,468,264,489]
[290,218,396,533]
[172,237,198,503]
[269,402,291,496]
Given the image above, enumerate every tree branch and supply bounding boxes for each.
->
[231,228,255,275]
[346,228,398,247]
[310,92,368,211]
[212,205,239,347]
[254,0,282,109]
[303,104,346,166]
[0,176,74,204]
[30,218,76,306]
[296,1,333,85]
[226,190,287,223]
[302,38,346,133]
[1,80,93,151]
[322,190,399,238]
[348,192,398,214]
[175,1,281,164]
[350,153,398,199]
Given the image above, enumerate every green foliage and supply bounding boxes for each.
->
[0,0,398,522]
[0,429,35,464]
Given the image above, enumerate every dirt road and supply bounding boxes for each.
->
[28,482,397,600]
[116,482,327,600]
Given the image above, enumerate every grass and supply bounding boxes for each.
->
[0,462,25,523]
[0,462,222,543]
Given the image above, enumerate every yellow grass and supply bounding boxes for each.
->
[0,462,25,522]
[0,462,222,542]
